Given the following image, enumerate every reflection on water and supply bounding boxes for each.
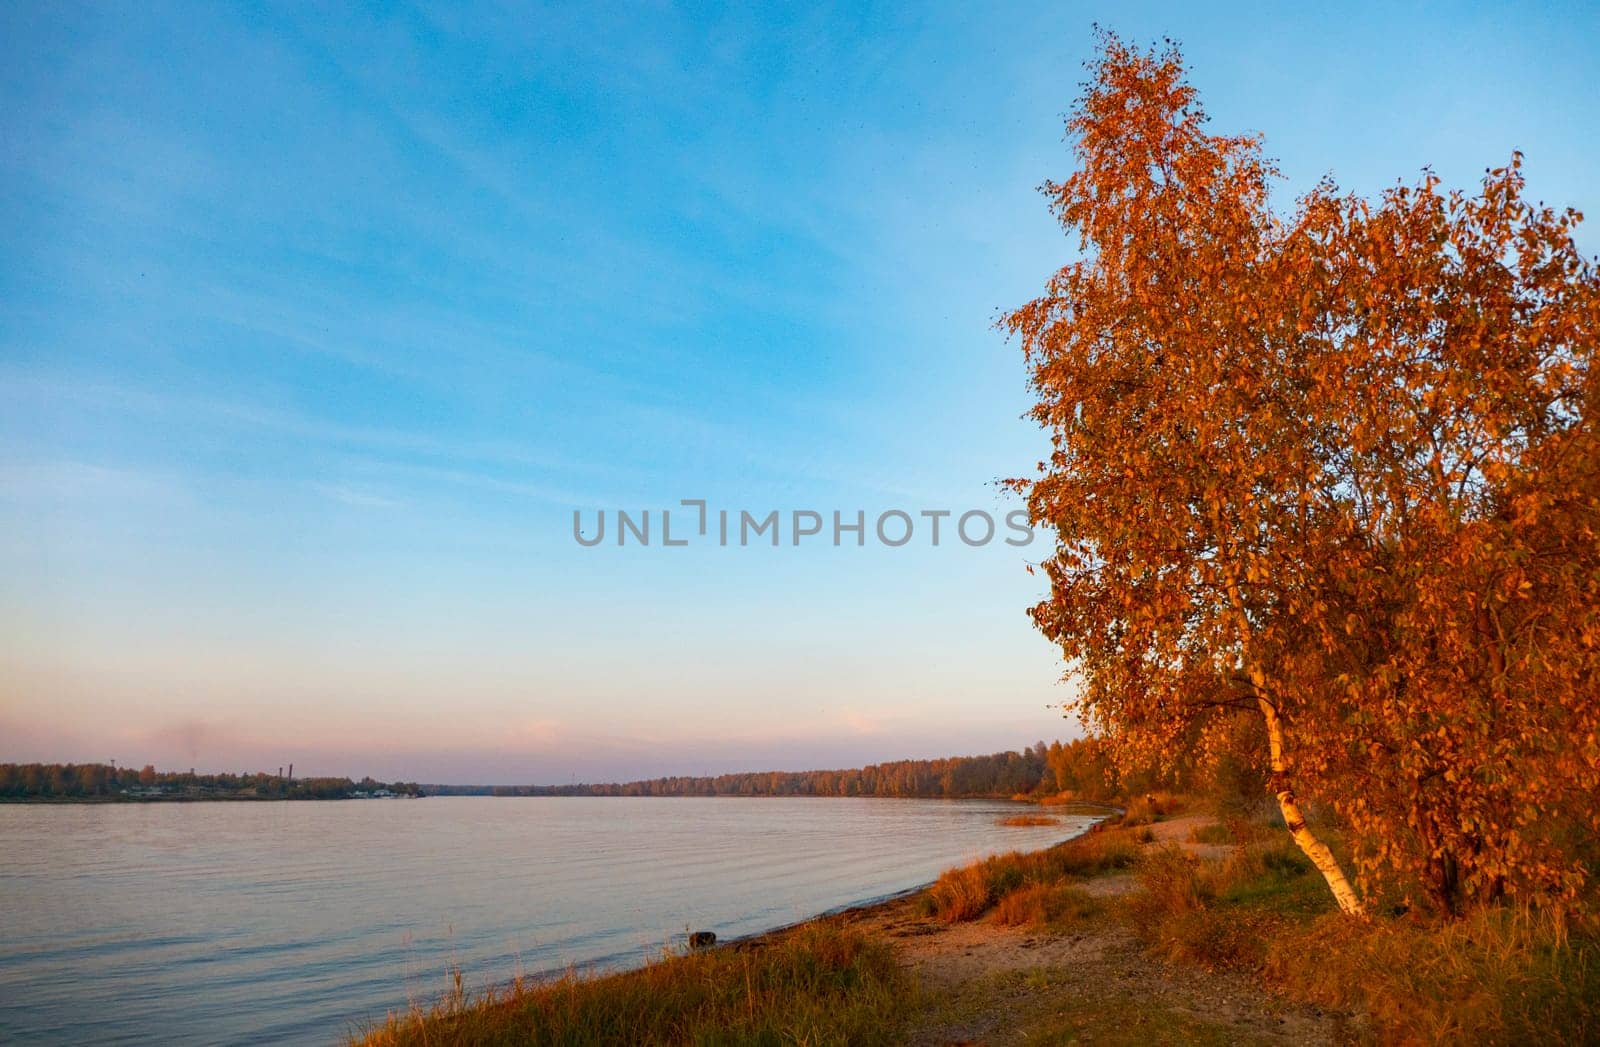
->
[0,796,1092,1044]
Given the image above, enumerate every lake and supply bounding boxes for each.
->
[0,797,1094,1044]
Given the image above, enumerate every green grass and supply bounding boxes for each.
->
[349,923,910,1047]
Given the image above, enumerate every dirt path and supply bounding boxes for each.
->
[832,815,1348,1045]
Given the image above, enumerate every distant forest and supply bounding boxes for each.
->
[1,739,1143,802]
[424,739,1127,800]
[0,763,422,801]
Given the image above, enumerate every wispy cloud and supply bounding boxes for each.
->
[312,483,402,509]
[0,458,186,503]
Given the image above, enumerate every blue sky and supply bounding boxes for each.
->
[2,2,1595,782]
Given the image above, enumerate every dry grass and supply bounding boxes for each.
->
[1267,906,1599,1044]
[1035,796,1126,817]
[923,824,1141,923]
[1133,845,1215,917]
[1120,791,1184,826]
[1124,843,1292,971]
[927,862,995,921]
[997,814,1060,827]
[1121,825,1600,1043]
[1187,816,1270,847]
[349,923,910,1047]
[990,882,1103,928]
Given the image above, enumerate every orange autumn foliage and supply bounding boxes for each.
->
[1007,33,1600,915]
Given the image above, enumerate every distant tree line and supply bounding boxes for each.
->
[0,763,422,801]
[422,739,1164,800]
[3,741,1221,805]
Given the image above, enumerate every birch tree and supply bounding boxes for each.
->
[1008,33,1599,915]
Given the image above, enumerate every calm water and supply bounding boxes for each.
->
[0,797,1093,1045]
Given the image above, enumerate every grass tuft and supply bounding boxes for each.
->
[350,923,909,1046]
[991,882,1103,928]
[924,824,1141,923]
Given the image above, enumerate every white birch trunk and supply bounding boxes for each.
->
[1255,689,1365,916]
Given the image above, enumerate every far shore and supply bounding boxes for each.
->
[0,794,424,804]
[1,793,1127,809]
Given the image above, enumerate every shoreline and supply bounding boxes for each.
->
[717,814,1111,954]
[664,811,1347,1045]
[350,804,1598,1045]
[385,811,1113,996]
[349,808,1353,1046]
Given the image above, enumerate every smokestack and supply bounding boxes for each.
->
[278,766,283,779]
[288,763,293,780]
